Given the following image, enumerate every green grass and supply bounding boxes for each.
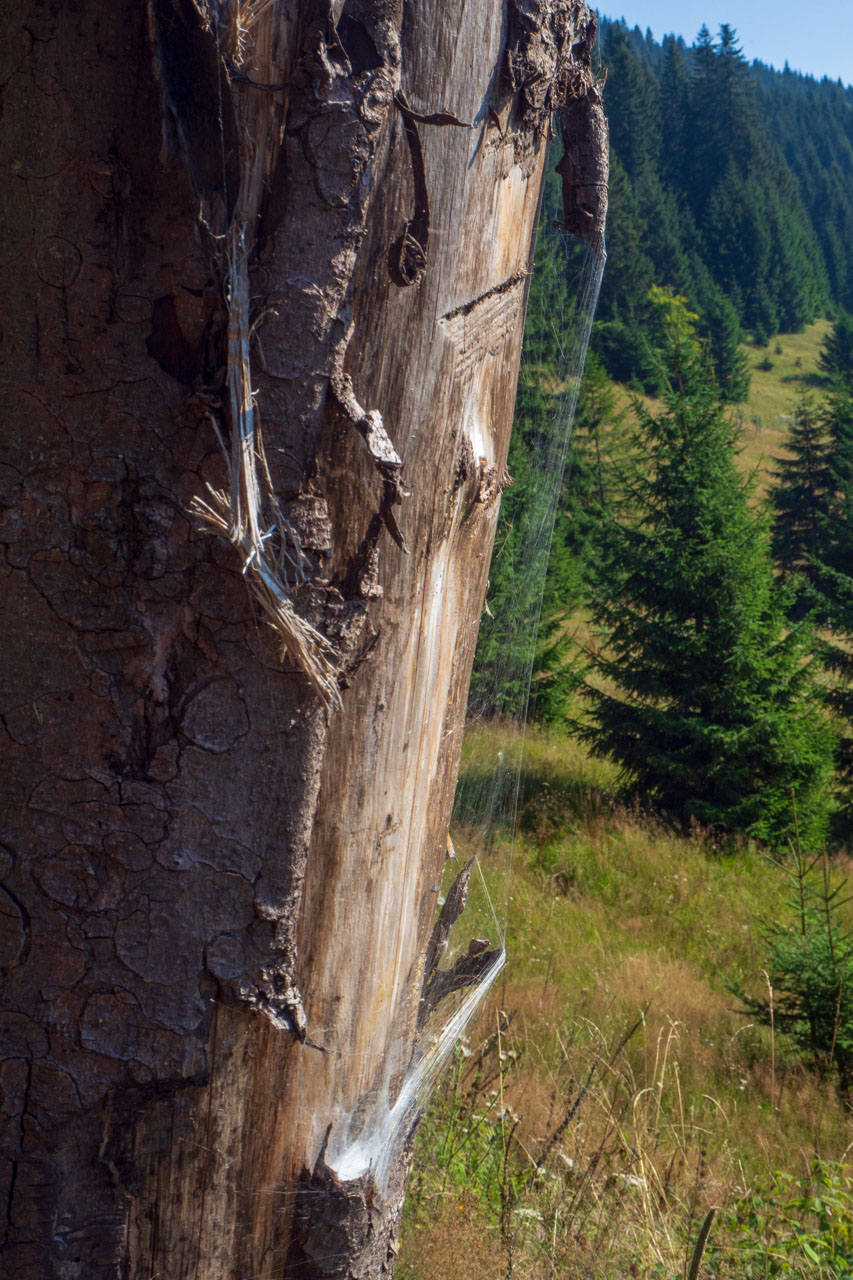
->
[611,318,833,496]
[400,722,853,1280]
[736,320,833,492]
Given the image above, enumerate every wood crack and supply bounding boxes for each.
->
[439,273,528,380]
[440,270,528,324]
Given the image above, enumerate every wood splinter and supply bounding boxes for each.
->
[419,856,502,1025]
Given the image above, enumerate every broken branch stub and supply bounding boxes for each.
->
[421,943,504,1020]
[419,858,501,1025]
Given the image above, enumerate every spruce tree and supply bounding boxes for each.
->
[579,289,833,848]
[470,177,575,718]
[734,845,853,1101]
[552,353,627,595]
[811,388,853,804]
[591,156,658,389]
[602,26,661,184]
[470,414,542,718]
[531,357,629,723]
[684,24,720,216]
[819,313,853,387]
[770,394,834,585]
[658,35,689,189]
[702,290,751,402]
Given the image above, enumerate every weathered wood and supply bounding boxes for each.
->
[0,1,605,1275]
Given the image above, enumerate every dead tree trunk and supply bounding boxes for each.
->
[0,1,605,1276]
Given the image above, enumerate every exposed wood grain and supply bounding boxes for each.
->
[0,1,605,1275]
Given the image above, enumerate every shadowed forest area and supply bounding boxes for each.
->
[401,20,853,1279]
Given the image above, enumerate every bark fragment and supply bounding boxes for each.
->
[555,80,609,259]
[504,0,609,257]
[505,0,585,125]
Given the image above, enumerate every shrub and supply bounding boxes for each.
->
[733,840,853,1103]
[714,1160,853,1278]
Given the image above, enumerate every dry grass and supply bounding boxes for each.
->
[400,722,853,1279]
[399,1195,508,1280]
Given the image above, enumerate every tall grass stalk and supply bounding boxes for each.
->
[399,724,853,1280]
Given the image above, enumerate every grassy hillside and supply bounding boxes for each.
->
[399,724,853,1279]
[613,318,832,495]
[737,319,833,486]
[399,317,853,1277]
[612,317,829,486]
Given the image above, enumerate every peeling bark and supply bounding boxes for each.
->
[0,1,606,1275]
[555,82,609,259]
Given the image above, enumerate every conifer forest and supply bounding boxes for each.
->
[477,18,853,851]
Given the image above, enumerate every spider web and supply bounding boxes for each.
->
[325,155,605,1189]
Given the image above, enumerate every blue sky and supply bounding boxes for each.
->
[601,2,851,85]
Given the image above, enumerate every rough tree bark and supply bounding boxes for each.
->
[0,1,606,1276]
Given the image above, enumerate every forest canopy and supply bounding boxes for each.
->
[592,18,853,391]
